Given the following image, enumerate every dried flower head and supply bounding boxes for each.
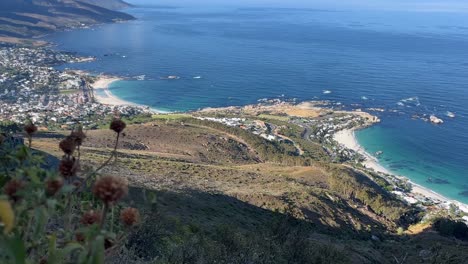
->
[45,177,64,197]
[92,176,128,205]
[80,210,101,226]
[4,179,25,202]
[110,119,126,134]
[24,122,37,136]
[70,129,86,146]
[120,207,140,227]
[59,158,78,178]
[75,232,85,243]
[39,257,47,264]
[59,136,76,155]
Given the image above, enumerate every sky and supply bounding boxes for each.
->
[127,0,468,12]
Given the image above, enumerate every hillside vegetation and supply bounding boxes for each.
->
[78,0,132,10]
[30,114,468,263]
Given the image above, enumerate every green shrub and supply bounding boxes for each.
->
[433,218,468,240]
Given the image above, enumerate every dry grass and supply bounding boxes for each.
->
[83,122,259,164]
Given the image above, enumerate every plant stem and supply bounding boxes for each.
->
[100,204,109,230]
[65,193,74,232]
[73,132,120,194]
[110,206,114,233]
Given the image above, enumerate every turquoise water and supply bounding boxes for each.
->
[356,118,467,202]
[46,6,468,203]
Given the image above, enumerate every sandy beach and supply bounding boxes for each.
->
[92,76,135,106]
[334,128,468,213]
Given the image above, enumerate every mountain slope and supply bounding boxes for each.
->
[32,114,468,263]
[0,0,134,41]
[77,0,132,10]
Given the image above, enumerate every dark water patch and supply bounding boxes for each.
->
[459,191,468,197]
[388,164,407,170]
[427,178,450,185]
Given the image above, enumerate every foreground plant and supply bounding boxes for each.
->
[0,119,140,263]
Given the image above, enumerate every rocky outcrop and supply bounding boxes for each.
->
[430,115,444,124]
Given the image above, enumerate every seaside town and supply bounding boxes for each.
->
[0,45,150,130]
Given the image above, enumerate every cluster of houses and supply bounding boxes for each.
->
[292,113,372,162]
[0,46,93,94]
[0,46,148,129]
[307,114,368,143]
[0,97,146,130]
[195,116,282,142]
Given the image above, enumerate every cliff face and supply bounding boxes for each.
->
[0,0,134,39]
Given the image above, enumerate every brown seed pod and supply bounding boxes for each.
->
[81,210,102,226]
[70,129,86,146]
[92,176,128,205]
[59,157,78,178]
[39,257,48,264]
[24,122,38,135]
[75,232,85,243]
[120,207,140,227]
[45,177,64,197]
[110,119,126,134]
[4,179,25,202]
[59,136,76,155]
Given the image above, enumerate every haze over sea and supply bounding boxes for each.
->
[46,6,468,203]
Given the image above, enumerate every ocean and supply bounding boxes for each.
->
[45,6,468,203]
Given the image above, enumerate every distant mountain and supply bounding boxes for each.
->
[77,0,133,10]
[0,0,134,42]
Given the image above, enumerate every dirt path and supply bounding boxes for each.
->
[273,128,304,156]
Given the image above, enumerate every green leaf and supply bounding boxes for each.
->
[32,207,48,240]
[54,242,84,263]
[61,185,75,194]
[46,199,58,210]
[0,235,26,264]
[145,190,157,205]
[15,146,29,162]
[61,242,84,256]
[47,235,59,264]
[27,169,41,184]
[89,235,105,264]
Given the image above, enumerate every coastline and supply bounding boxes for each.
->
[91,76,136,106]
[87,75,468,214]
[91,75,169,114]
[333,127,468,213]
